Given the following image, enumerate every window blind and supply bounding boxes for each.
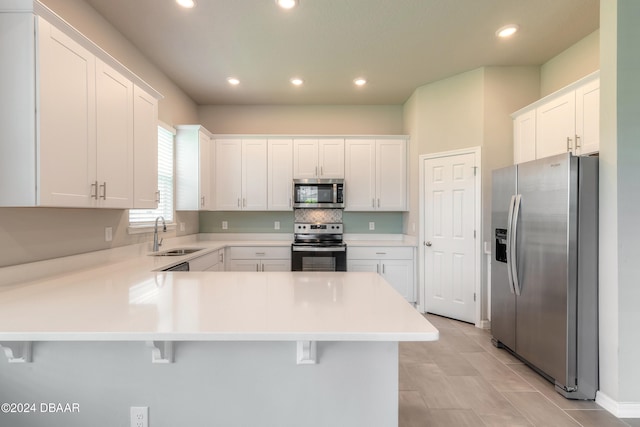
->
[129,125,175,224]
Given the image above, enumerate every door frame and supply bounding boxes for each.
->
[418,147,482,326]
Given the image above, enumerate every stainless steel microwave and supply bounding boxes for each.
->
[293,179,344,208]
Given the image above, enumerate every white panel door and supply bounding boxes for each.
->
[536,92,576,159]
[376,139,406,211]
[513,109,536,164]
[38,17,96,207]
[96,59,133,208]
[344,139,376,211]
[424,152,477,323]
[268,139,293,210]
[132,86,158,208]
[199,132,212,210]
[318,139,345,178]
[575,79,600,156]
[293,139,319,179]
[215,139,242,210]
[242,139,267,210]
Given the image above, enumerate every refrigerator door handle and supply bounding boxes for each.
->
[511,194,522,296]
[506,195,517,295]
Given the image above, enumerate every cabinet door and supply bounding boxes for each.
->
[536,92,576,159]
[344,139,376,211]
[376,139,406,211]
[575,79,600,156]
[293,139,319,179]
[261,259,291,272]
[199,131,212,210]
[513,109,536,164]
[382,259,414,302]
[268,139,293,210]
[346,259,379,273]
[318,139,344,178]
[226,259,261,272]
[242,139,268,210]
[96,59,133,208]
[215,139,242,210]
[38,17,96,207]
[133,86,158,208]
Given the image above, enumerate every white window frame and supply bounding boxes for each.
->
[128,122,176,233]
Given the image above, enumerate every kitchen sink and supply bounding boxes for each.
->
[151,248,204,256]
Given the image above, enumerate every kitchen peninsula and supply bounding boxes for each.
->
[0,244,437,427]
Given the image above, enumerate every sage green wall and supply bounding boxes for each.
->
[199,212,403,234]
[540,29,600,97]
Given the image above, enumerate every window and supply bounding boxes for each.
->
[129,124,175,226]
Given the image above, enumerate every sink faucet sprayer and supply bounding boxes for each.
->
[153,216,166,252]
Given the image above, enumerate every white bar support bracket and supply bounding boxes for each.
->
[296,340,317,365]
[0,341,33,363]
[145,341,174,364]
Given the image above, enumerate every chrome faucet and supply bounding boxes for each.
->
[153,216,166,252]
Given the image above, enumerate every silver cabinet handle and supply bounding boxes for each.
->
[315,166,318,177]
[99,182,107,200]
[320,166,323,176]
[566,136,573,152]
[375,252,387,255]
[372,199,375,208]
[256,252,266,256]
[382,263,385,274]
[91,181,98,199]
[575,134,581,148]
[376,264,380,274]
[156,191,161,203]
[201,196,205,207]
[256,264,259,272]
[237,198,240,208]
[377,198,380,208]
[424,241,432,247]
[261,264,265,272]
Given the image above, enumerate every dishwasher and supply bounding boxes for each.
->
[163,261,190,271]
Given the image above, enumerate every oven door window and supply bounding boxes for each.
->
[302,256,336,272]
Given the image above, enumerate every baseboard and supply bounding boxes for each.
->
[477,320,491,330]
[596,391,640,418]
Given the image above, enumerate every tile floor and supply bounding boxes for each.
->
[399,314,640,427]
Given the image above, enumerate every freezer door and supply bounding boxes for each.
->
[490,166,517,350]
[514,153,577,388]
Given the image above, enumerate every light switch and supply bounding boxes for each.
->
[105,227,113,242]
[369,222,375,230]
[222,221,228,230]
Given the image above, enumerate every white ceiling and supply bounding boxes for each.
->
[83,0,599,106]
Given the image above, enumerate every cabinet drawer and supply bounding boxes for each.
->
[347,246,413,260]
[227,246,291,260]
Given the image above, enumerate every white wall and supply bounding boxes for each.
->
[0,0,200,267]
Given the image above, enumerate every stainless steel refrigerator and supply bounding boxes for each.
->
[491,153,598,400]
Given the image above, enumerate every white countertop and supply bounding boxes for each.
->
[0,236,436,342]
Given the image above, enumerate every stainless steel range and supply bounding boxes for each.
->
[291,222,347,272]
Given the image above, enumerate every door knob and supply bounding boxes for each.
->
[425,241,432,247]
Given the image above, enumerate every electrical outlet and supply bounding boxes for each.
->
[369,222,375,230]
[130,406,148,427]
[179,222,185,232]
[105,227,113,242]
[274,221,280,230]
[222,221,228,230]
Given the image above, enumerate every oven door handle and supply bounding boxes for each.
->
[292,246,346,252]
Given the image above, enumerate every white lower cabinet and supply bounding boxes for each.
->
[348,247,415,302]
[189,249,224,272]
[225,246,291,272]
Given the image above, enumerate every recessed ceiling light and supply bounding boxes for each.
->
[290,78,304,86]
[227,77,240,85]
[276,0,298,9]
[354,78,367,86]
[176,0,196,8]
[496,24,519,38]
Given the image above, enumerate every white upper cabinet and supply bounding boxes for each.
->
[512,72,599,164]
[345,138,407,211]
[214,139,267,211]
[133,86,159,209]
[513,109,536,164]
[0,6,161,208]
[267,139,293,211]
[175,125,213,210]
[95,59,134,208]
[293,139,344,179]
